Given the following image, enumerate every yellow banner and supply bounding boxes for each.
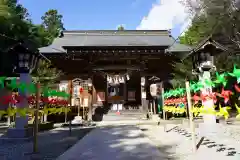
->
[163,104,240,120]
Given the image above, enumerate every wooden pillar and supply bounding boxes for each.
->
[92,75,97,108]
[124,76,127,109]
[66,80,73,123]
[105,75,108,109]
[145,76,151,113]
[88,77,93,121]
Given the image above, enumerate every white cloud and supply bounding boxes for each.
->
[136,0,191,33]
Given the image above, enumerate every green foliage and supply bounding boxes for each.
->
[173,0,240,88]
[171,57,198,88]
[0,1,64,80]
[32,59,62,86]
[117,25,125,30]
[41,9,65,43]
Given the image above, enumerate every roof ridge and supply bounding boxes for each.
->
[62,30,171,36]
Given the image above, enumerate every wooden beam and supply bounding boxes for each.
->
[92,65,143,71]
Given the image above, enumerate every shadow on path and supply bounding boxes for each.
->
[57,125,177,160]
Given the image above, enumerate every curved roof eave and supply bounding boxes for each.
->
[39,45,66,54]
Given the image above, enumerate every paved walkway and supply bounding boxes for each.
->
[56,125,168,160]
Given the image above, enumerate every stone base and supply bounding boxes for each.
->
[7,127,33,138]
[0,127,33,145]
[72,116,83,124]
[199,123,219,137]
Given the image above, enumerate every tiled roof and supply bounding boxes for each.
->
[39,30,191,53]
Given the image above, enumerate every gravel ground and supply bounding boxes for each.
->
[139,124,240,160]
[0,126,94,160]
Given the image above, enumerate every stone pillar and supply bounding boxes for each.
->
[149,101,153,113]
[199,71,216,124]
[8,73,31,138]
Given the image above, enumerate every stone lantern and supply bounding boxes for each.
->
[7,41,40,140]
[188,37,227,128]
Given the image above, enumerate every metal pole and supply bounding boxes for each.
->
[33,82,40,153]
[78,99,80,116]
[160,82,166,131]
[186,81,197,153]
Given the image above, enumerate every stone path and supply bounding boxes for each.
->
[56,125,169,160]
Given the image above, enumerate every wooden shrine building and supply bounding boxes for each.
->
[39,30,191,115]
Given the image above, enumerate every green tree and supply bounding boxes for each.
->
[32,60,62,86]
[41,9,65,43]
[177,0,240,78]
[117,25,125,30]
[33,9,65,85]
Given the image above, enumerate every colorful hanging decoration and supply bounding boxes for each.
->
[204,79,215,87]
[215,72,227,86]
[235,104,240,119]
[216,105,231,120]
[163,106,186,114]
[211,92,218,103]
[220,88,233,104]
[234,84,240,93]
[200,93,208,102]
[228,64,240,83]
[191,82,202,92]
[164,64,240,98]
[192,94,201,104]
[0,95,68,105]
[165,79,238,120]
[164,97,186,105]
[0,107,71,117]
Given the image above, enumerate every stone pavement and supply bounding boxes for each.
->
[56,125,170,160]
[139,124,240,160]
[0,126,93,160]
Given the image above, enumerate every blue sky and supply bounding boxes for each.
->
[19,0,188,38]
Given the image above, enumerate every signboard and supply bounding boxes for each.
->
[150,84,157,97]
[150,83,162,98]
[128,91,135,101]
